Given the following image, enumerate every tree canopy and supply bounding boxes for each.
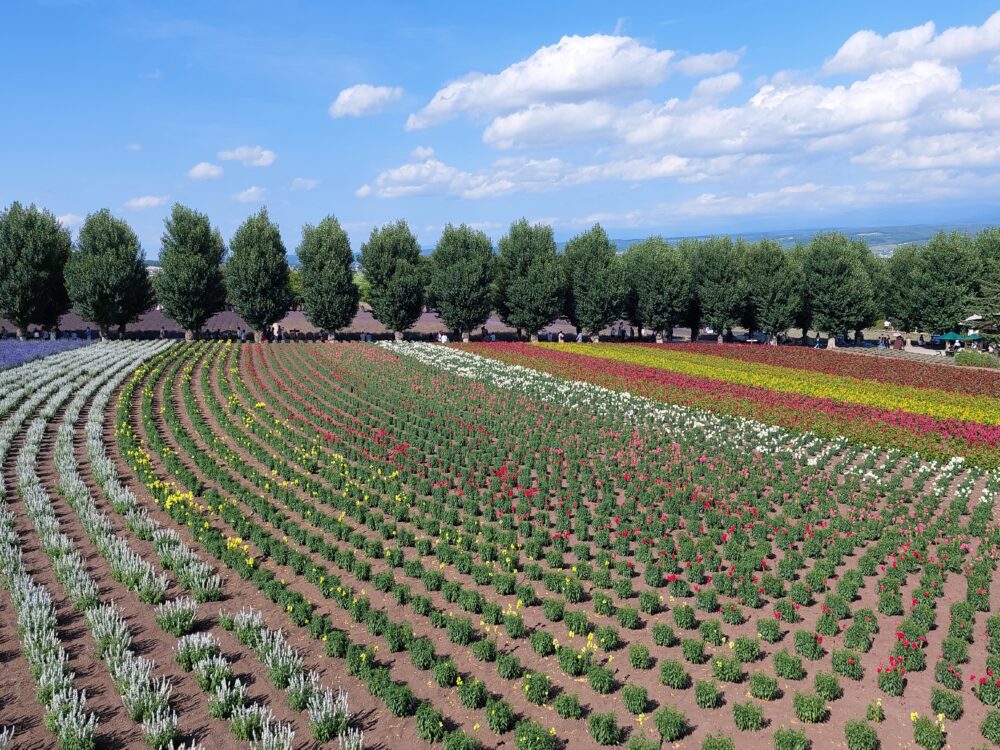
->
[695,237,745,335]
[742,239,801,339]
[0,202,72,338]
[806,233,877,337]
[562,224,624,337]
[154,203,226,339]
[428,224,494,338]
[623,237,689,339]
[494,218,563,337]
[297,216,359,335]
[360,220,424,337]
[225,208,292,339]
[64,209,154,339]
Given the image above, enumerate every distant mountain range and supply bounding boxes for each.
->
[583,222,998,258]
[148,222,996,268]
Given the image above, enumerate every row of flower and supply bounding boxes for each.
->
[53,336,993,749]
[373,341,1000,748]
[0,340,364,749]
[459,342,1000,467]
[659,342,1000,398]
[545,343,1000,426]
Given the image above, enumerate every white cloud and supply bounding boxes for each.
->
[187,161,223,179]
[360,151,770,200]
[407,34,675,129]
[691,72,743,99]
[218,145,277,167]
[824,11,1000,74]
[623,61,960,153]
[329,84,404,117]
[56,214,83,228]
[233,186,266,203]
[483,101,626,149]
[473,60,958,154]
[290,177,319,191]
[852,131,1000,170]
[675,48,744,76]
[410,146,435,160]
[125,143,142,152]
[125,195,168,210]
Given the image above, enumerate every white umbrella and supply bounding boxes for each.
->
[965,314,984,322]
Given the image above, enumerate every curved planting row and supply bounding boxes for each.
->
[10,339,996,749]
[149,338,994,750]
[460,342,1000,468]
[0,341,365,749]
[655,342,1000,399]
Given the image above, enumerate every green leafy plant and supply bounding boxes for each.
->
[588,712,621,746]
[732,701,766,731]
[695,679,722,709]
[844,720,879,750]
[793,691,827,724]
[774,727,810,750]
[654,706,688,742]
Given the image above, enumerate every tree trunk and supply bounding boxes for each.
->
[826,336,836,349]
[394,330,404,341]
[184,329,195,341]
[461,331,470,343]
[530,334,539,343]
[99,326,110,342]
[717,334,724,344]
[15,325,27,340]
[327,331,337,342]
[655,333,663,344]
[256,330,267,343]
[667,325,674,343]
[590,334,600,343]
[117,323,127,339]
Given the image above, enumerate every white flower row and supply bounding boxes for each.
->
[8,341,181,747]
[82,347,222,603]
[232,606,357,744]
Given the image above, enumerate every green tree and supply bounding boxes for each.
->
[153,204,226,340]
[805,232,876,344]
[287,269,303,307]
[562,224,624,339]
[787,243,812,343]
[428,224,494,341]
[297,216,360,338]
[225,208,292,341]
[360,220,424,339]
[64,209,154,340]
[696,236,744,340]
[623,237,689,341]
[914,231,981,334]
[884,244,922,333]
[974,228,1000,295]
[743,239,800,342]
[494,218,563,339]
[973,277,1000,337]
[0,202,72,339]
[677,239,703,341]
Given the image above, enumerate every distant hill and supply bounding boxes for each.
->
[148,221,997,269]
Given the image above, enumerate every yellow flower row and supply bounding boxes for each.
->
[542,343,1000,426]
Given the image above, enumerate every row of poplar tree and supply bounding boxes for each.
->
[1,201,998,342]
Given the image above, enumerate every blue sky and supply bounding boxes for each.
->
[2,1,1000,256]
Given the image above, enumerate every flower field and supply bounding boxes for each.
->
[0,341,999,750]
[461,342,1000,468]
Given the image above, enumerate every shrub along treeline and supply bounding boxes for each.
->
[1,201,998,342]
